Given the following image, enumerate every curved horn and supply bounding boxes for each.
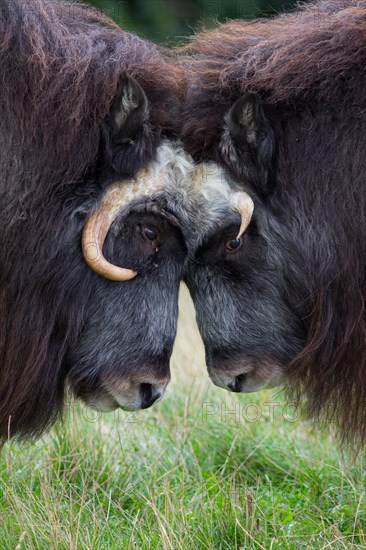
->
[231,192,254,238]
[82,174,155,282]
[191,162,254,240]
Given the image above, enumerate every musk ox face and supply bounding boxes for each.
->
[65,78,196,413]
[67,208,187,412]
[185,94,306,394]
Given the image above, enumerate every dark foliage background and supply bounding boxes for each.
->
[86,0,308,43]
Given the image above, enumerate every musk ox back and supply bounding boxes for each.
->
[0,0,196,441]
[181,0,366,448]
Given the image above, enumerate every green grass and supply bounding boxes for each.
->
[1,287,365,549]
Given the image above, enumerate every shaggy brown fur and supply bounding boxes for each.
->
[0,0,182,440]
[0,0,182,181]
[181,0,366,158]
[180,0,366,447]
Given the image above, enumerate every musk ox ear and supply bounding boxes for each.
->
[101,75,157,178]
[226,93,267,147]
[111,75,149,133]
[222,93,275,197]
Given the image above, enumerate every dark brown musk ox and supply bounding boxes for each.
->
[180,0,366,447]
[0,0,251,442]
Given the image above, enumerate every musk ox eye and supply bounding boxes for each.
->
[143,226,158,241]
[226,238,242,252]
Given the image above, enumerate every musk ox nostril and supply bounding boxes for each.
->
[140,383,162,409]
[227,374,247,392]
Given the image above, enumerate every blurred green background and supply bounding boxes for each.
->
[86,0,307,43]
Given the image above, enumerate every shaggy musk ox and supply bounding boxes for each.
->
[0,0,192,441]
[181,0,366,446]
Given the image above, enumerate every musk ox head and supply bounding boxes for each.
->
[185,94,306,393]
[68,77,187,414]
[0,74,198,439]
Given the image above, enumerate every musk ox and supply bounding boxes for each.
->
[181,0,366,446]
[0,0,190,441]
[0,0,189,441]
